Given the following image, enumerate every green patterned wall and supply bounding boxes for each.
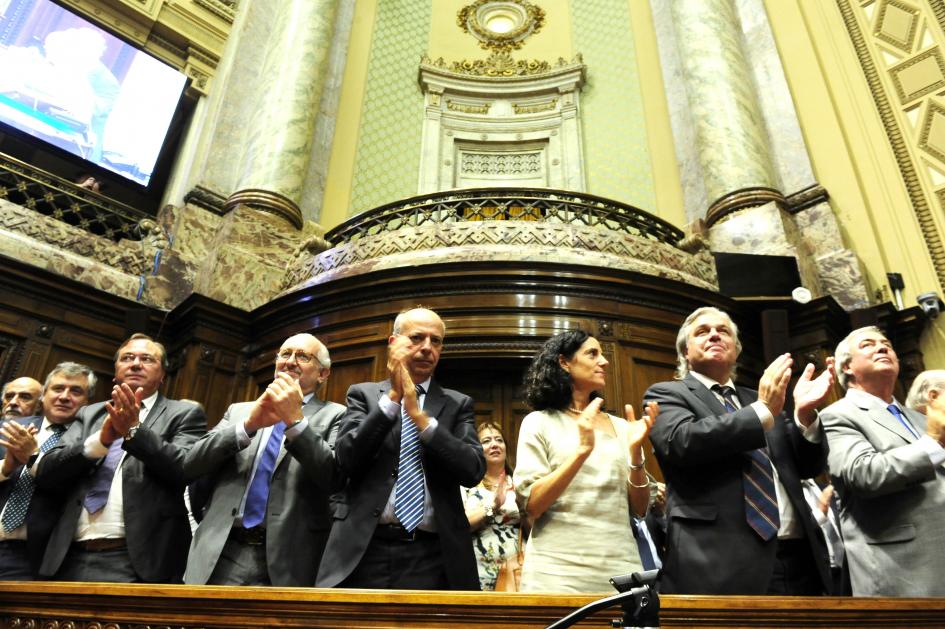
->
[349,0,431,216]
[571,0,656,211]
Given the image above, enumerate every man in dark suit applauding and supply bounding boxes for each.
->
[645,306,835,595]
[0,362,95,579]
[317,307,485,590]
[36,333,205,583]
[183,333,345,586]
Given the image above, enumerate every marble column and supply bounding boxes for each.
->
[670,0,780,219]
[224,0,340,229]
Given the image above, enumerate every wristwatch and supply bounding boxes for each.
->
[125,424,141,441]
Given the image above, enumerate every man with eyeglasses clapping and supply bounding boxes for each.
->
[183,333,345,586]
[36,333,206,583]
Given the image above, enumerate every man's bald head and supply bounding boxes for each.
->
[2,377,43,419]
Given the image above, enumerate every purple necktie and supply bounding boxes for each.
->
[241,422,286,529]
[83,437,124,514]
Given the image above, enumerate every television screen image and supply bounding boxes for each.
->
[0,0,188,186]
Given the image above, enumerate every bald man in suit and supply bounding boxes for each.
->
[184,333,344,586]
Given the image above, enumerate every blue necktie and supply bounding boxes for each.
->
[395,384,425,532]
[887,404,919,440]
[83,437,125,514]
[632,519,659,571]
[241,421,286,529]
[2,423,67,531]
[714,384,780,541]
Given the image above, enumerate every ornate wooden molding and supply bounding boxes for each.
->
[224,189,303,230]
[704,186,786,228]
[785,184,830,214]
[183,185,228,215]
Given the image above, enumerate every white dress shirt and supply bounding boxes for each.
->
[75,391,158,541]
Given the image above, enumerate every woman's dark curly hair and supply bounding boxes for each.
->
[523,330,599,411]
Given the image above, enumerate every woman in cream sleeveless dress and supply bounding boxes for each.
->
[514,330,656,593]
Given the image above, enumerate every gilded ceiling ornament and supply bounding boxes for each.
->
[421,53,581,78]
[457,0,545,52]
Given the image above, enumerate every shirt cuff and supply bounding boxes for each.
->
[795,412,823,443]
[917,435,945,466]
[379,394,399,420]
[750,401,774,431]
[235,422,252,449]
[84,431,109,459]
[284,419,308,441]
[419,417,438,443]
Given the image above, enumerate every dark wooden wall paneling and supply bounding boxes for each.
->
[0,254,928,470]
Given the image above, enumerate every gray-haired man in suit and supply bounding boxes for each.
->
[822,326,945,596]
[183,333,345,586]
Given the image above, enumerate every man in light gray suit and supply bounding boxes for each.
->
[822,325,945,596]
[183,333,345,586]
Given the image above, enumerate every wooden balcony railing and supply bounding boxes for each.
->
[2,583,944,628]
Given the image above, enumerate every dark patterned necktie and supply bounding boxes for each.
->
[395,384,426,532]
[713,384,780,540]
[1,423,67,531]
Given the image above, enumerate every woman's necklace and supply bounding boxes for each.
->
[482,474,502,490]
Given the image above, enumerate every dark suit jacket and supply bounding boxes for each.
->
[0,415,59,574]
[645,374,829,594]
[182,397,345,586]
[316,379,485,590]
[35,394,205,582]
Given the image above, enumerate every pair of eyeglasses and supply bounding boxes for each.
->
[277,349,314,364]
[117,353,159,365]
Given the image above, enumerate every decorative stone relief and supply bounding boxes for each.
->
[418,56,586,193]
[457,0,546,52]
[283,221,717,295]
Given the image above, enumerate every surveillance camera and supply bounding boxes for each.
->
[917,292,943,319]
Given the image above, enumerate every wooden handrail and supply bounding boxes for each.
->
[2,582,944,628]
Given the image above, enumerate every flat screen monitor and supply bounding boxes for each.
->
[0,0,188,187]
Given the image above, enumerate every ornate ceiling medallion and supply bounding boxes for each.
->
[457,0,545,52]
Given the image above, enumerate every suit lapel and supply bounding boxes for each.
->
[421,380,447,422]
[143,394,167,431]
[905,407,928,435]
[683,374,728,416]
[274,397,326,468]
[853,395,916,444]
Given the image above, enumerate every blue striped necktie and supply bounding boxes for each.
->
[714,384,780,540]
[395,384,426,532]
[1,423,67,531]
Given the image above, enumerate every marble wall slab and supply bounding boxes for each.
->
[0,200,143,302]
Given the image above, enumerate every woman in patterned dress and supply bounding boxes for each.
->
[463,422,522,590]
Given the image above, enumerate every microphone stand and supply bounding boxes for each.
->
[545,582,660,629]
